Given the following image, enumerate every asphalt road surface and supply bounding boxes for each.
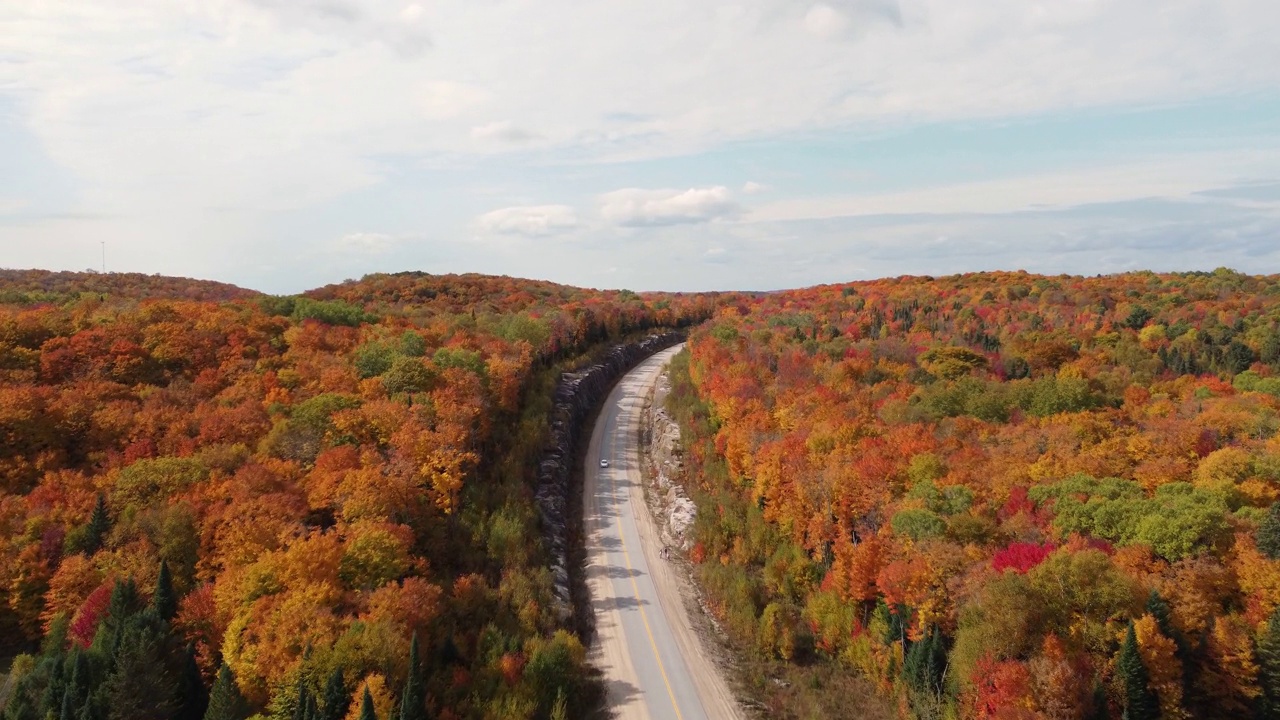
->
[584,345,741,720]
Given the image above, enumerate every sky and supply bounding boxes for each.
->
[1,0,1279,295]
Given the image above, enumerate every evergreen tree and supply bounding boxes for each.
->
[1145,590,1189,658]
[203,664,246,720]
[175,644,209,720]
[1118,622,1159,720]
[291,677,311,720]
[100,610,177,720]
[97,577,141,659]
[77,697,94,720]
[60,649,92,720]
[5,675,39,720]
[39,653,67,716]
[399,634,426,720]
[152,560,177,621]
[84,494,111,555]
[358,688,377,720]
[1259,607,1280,719]
[549,689,568,720]
[1260,503,1280,560]
[320,668,348,720]
[903,625,947,697]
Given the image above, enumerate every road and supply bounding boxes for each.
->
[584,345,742,720]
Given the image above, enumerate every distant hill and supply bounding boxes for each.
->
[305,271,655,313]
[0,269,260,304]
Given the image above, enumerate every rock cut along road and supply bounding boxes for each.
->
[584,345,741,720]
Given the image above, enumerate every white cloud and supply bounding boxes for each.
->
[742,181,768,194]
[599,186,741,227]
[399,3,423,23]
[476,205,579,236]
[470,120,537,143]
[333,231,402,254]
[804,4,851,39]
[419,81,490,120]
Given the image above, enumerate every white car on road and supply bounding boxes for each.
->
[600,459,609,468]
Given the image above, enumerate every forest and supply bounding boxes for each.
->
[670,269,1280,719]
[0,270,713,720]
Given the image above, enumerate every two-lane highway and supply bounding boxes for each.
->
[584,346,741,720]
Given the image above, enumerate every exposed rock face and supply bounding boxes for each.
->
[642,369,697,551]
[537,332,685,621]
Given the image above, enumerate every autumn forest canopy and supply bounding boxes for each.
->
[0,269,712,720]
[674,268,1280,719]
[4,267,1280,720]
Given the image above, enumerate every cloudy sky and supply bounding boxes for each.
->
[2,0,1279,294]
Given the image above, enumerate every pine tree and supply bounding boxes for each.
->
[904,625,947,697]
[100,611,177,720]
[1118,622,1159,720]
[320,668,348,720]
[1259,607,1280,719]
[1260,503,1280,560]
[291,677,311,720]
[550,689,568,720]
[358,688,378,720]
[60,649,92,720]
[152,560,177,621]
[399,634,426,720]
[204,663,246,720]
[84,494,111,555]
[40,653,66,716]
[103,578,141,636]
[1145,590,1189,658]
[5,675,39,720]
[175,644,209,720]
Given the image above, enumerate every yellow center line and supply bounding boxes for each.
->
[605,376,686,720]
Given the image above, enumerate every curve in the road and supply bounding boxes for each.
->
[584,346,740,720]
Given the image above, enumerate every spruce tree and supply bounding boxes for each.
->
[1145,590,1188,658]
[1118,622,1159,720]
[358,688,378,720]
[104,579,141,633]
[5,675,39,720]
[903,625,946,697]
[176,644,209,720]
[321,668,348,720]
[291,677,311,720]
[84,494,111,555]
[60,649,92,720]
[204,663,246,720]
[152,560,177,621]
[39,653,66,716]
[1259,607,1280,719]
[1260,502,1280,560]
[550,689,568,720]
[100,611,177,720]
[399,634,426,720]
